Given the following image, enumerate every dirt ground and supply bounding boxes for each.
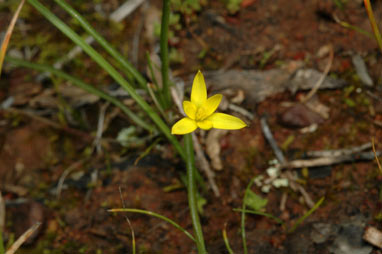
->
[1,0,382,253]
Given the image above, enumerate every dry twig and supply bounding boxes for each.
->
[306,142,372,158]
[56,159,88,199]
[260,116,314,208]
[300,45,334,103]
[260,116,286,164]
[282,151,381,169]
[6,222,41,254]
[228,103,254,121]
[3,107,92,141]
[192,133,220,197]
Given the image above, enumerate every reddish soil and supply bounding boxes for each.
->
[1,0,382,253]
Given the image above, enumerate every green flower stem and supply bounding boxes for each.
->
[364,0,382,54]
[159,0,171,108]
[53,0,147,90]
[0,230,4,254]
[5,56,154,132]
[27,0,186,160]
[184,134,207,254]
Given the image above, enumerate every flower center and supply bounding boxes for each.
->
[195,107,208,121]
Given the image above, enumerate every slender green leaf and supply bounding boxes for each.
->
[364,0,382,54]
[241,177,256,254]
[146,51,160,90]
[160,0,171,108]
[54,0,147,90]
[5,56,154,132]
[233,208,283,225]
[108,208,196,242]
[222,226,234,254]
[0,0,25,76]
[289,197,325,233]
[0,231,4,254]
[27,0,186,160]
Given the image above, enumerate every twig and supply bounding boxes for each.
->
[192,133,220,197]
[260,116,314,208]
[93,102,109,154]
[131,1,147,66]
[260,116,286,164]
[282,151,381,169]
[306,142,372,158]
[300,45,333,103]
[1,184,28,196]
[118,186,136,254]
[3,107,92,141]
[5,222,41,254]
[110,0,145,22]
[55,0,146,70]
[228,104,254,121]
[84,169,98,203]
[280,192,287,211]
[367,90,382,102]
[284,171,315,208]
[170,86,184,115]
[56,159,87,199]
[148,83,168,122]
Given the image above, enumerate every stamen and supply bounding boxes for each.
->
[195,107,207,121]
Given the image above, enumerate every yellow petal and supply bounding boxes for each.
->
[183,101,197,120]
[207,113,247,130]
[191,70,207,107]
[197,119,213,130]
[201,94,222,117]
[171,117,197,135]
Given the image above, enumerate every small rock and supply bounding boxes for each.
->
[330,224,372,254]
[352,54,373,87]
[278,103,325,128]
[363,226,382,249]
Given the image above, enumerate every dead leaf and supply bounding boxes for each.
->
[206,129,228,170]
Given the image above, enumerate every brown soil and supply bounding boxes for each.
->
[1,0,382,253]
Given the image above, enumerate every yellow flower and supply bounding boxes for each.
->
[171,70,247,135]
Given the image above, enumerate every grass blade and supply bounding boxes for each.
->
[333,15,373,39]
[364,0,382,54]
[53,0,147,90]
[222,224,234,254]
[0,232,4,254]
[241,178,256,254]
[5,56,154,132]
[108,208,196,242]
[159,0,171,108]
[288,197,325,233]
[233,208,283,225]
[0,0,25,76]
[27,0,186,160]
